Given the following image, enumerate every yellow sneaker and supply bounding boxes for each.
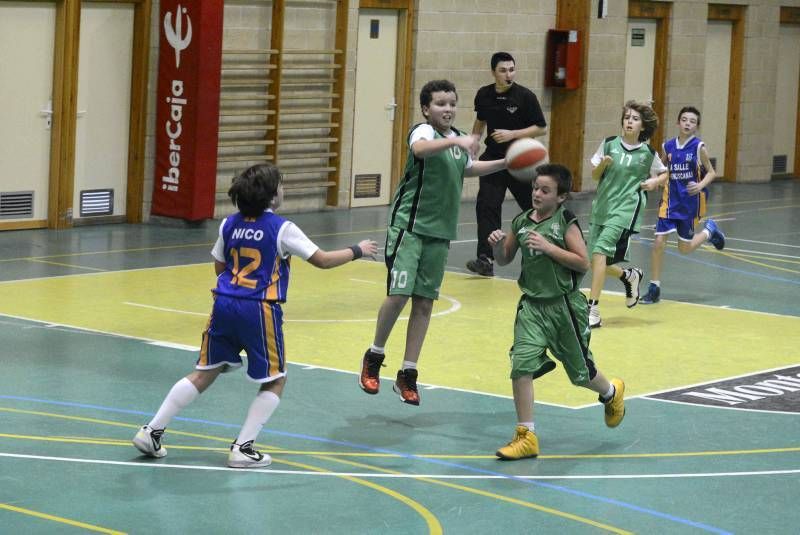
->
[496,425,539,460]
[604,378,626,427]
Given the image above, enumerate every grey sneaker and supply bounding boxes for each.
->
[228,440,271,468]
[466,255,494,277]
[133,425,167,458]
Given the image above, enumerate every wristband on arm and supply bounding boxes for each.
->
[349,245,363,260]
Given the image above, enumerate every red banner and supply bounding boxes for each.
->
[152,0,223,221]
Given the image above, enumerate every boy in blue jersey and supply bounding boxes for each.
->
[358,80,506,406]
[133,164,378,468]
[640,107,725,304]
[488,164,625,460]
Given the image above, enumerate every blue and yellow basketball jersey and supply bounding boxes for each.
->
[214,211,291,302]
[659,136,708,221]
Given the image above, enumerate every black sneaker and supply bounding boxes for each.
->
[620,267,643,308]
[393,369,420,405]
[466,255,494,277]
[359,350,385,394]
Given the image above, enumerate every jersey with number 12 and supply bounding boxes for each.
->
[215,211,291,302]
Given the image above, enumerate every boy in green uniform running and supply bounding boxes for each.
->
[358,79,505,406]
[587,100,667,328]
[488,164,625,460]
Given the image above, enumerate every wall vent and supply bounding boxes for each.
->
[0,191,34,219]
[353,174,380,198]
[80,189,114,217]
[772,155,788,174]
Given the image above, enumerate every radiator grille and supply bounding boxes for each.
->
[353,174,380,199]
[0,191,34,219]
[80,189,114,217]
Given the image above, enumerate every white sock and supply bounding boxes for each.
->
[702,228,711,240]
[149,377,200,430]
[369,345,385,354]
[651,280,661,287]
[520,422,535,432]
[235,390,281,445]
[402,360,417,370]
[602,384,616,403]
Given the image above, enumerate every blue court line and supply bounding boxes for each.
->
[1,394,731,534]
[634,236,800,286]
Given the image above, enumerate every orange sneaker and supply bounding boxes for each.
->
[359,350,385,394]
[393,369,420,405]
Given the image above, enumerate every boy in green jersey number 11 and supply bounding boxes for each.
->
[358,80,506,406]
[488,164,625,460]
[587,100,667,328]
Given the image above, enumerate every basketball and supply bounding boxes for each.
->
[505,138,548,181]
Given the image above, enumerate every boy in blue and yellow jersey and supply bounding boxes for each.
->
[358,79,506,406]
[133,164,377,468]
[587,100,668,328]
[640,107,726,304]
[488,164,625,460]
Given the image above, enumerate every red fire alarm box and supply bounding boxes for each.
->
[545,29,581,89]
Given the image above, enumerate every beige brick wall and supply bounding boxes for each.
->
[142,0,800,219]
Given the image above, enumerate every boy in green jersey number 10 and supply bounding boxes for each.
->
[488,164,625,460]
[358,80,506,406]
[587,100,667,328]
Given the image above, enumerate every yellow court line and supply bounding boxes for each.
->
[4,409,800,461]
[0,503,126,535]
[277,457,443,535]
[315,456,632,535]
[0,430,619,532]
[0,411,441,535]
[711,202,800,219]
[714,251,800,265]
[716,250,800,275]
[28,259,107,272]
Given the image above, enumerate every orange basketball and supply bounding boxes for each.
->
[505,138,548,181]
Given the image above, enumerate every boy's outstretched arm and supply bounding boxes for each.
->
[488,229,518,266]
[412,134,475,159]
[465,158,506,177]
[307,239,378,269]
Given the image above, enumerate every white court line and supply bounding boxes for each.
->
[1,452,797,480]
[636,237,800,260]
[3,311,575,407]
[122,293,462,322]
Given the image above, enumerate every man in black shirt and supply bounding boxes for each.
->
[467,52,548,276]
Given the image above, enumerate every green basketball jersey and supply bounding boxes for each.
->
[590,136,655,232]
[388,123,469,240]
[512,205,584,299]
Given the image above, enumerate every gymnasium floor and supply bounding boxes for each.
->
[1,179,798,534]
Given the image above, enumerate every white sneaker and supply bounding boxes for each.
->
[621,268,643,308]
[133,425,167,458]
[589,304,602,329]
[227,440,272,468]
